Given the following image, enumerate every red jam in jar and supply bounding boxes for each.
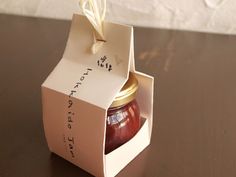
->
[105,73,141,154]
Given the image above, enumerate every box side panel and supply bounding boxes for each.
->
[74,99,106,176]
[42,86,106,176]
[42,86,67,154]
[134,72,154,139]
[104,72,154,177]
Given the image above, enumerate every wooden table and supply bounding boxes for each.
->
[1,14,236,177]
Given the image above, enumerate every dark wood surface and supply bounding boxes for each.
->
[1,14,236,177]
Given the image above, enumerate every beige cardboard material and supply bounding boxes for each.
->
[42,14,154,177]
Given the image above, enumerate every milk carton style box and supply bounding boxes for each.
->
[42,14,154,177]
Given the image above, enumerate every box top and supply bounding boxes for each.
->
[42,14,134,109]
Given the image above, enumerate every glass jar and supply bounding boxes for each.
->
[105,73,141,154]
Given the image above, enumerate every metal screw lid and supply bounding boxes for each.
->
[110,72,138,108]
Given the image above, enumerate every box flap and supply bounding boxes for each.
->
[43,14,134,109]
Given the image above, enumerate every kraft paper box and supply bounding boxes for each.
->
[42,14,154,177]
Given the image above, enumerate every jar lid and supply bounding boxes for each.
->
[110,73,138,108]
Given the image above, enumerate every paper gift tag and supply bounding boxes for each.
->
[42,14,154,177]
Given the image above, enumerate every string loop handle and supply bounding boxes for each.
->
[79,0,106,53]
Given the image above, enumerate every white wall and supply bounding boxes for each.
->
[1,0,236,34]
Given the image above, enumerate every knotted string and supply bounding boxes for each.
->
[79,0,106,54]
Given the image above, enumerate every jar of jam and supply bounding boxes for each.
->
[105,73,141,154]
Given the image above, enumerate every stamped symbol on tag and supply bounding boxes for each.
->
[97,55,112,72]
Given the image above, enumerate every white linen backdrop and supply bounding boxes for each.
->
[0,0,236,34]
